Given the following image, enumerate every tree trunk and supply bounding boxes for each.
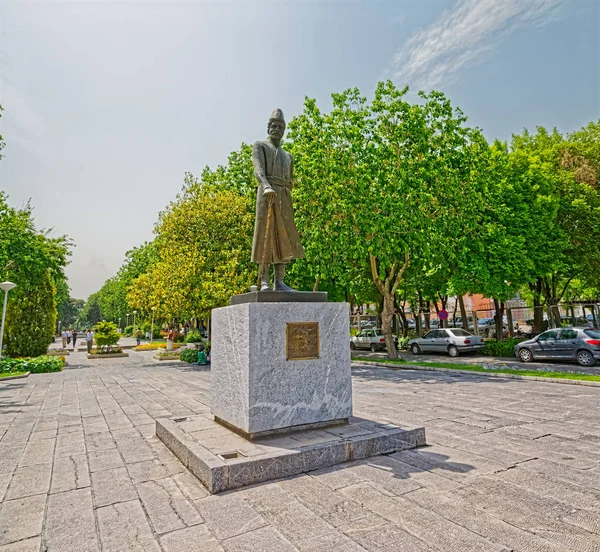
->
[452,298,458,327]
[423,300,431,331]
[313,274,321,292]
[493,299,505,341]
[369,252,410,360]
[398,308,408,338]
[458,295,468,330]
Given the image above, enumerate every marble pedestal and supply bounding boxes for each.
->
[211,300,352,439]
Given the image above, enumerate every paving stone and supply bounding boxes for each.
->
[159,523,224,552]
[341,482,506,551]
[172,470,209,500]
[0,443,25,474]
[126,459,169,484]
[0,537,41,551]
[28,429,57,442]
[5,462,52,500]
[88,448,124,472]
[222,526,297,552]
[43,487,99,551]
[341,515,434,552]
[50,454,91,494]
[136,477,202,534]
[96,499,161,552]
[299,531,367,551]
[279,475,374,528]
[495,464,600,511]
[91,467,137,507]
[0,476,11,503]
[195,494,268,541]
[54,431,85,458]
[0,494,46,546]
[84,430,116,452]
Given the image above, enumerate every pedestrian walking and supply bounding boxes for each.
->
[67,329,72,345]
[135,328,143,346]
[61,329,67,348]
[86,329,94,353]
[72,329,78,349]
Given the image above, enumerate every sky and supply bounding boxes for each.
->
[1,0,598,299]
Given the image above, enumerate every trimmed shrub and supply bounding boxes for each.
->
[180,348,199,364]
[123,325,134,337]
[93,321,121,349]
[0,356,63,373]
[185,331,203,343]
[5,272,56,358]
[482,338,525,358]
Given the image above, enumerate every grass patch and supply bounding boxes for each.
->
[0,371,27,379]
[353,357,600,382]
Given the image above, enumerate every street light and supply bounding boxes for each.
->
[118,317,121,332]
[150,307,156,343]
[0,281,17,360]
[133,311,138,336]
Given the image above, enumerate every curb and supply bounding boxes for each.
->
[0,371,30,381]
[352,361,600,388]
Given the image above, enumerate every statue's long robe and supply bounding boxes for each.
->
[251,138,305,264]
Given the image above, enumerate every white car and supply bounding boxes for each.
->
[350,329,397,352]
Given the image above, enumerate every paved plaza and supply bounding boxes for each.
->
[1,351,599,551]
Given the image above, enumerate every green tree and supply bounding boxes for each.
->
[128,177,254,321]
[0,190,71,356]
[5,271,57,357]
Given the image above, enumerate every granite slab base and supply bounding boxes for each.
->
[211,301,352,436]
[156,414,426,494]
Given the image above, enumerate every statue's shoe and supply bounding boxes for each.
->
[274,280,296,292]
[260,283,272,291]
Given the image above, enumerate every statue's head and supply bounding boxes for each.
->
[267,108,285,140]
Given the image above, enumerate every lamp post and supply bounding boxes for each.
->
[150,307,156,343]
[57,319,61,335]
[133,311,137,337]
[126,313,130,327]
[0,281,17,360]
[118,317,121,332]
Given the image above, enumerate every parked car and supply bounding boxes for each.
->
[399,318,416,330]
[450,316,475,331]
[514,327,600,367]
[351,329,398,352]
[477,317,508,338]
[408,328,484,357]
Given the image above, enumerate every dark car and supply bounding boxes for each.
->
[514,327,600,367]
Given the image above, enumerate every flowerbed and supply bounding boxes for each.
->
[135,342,182,351]
[47,349,70,356]
[0,356,64,374]
[155,351,181,360]
[89,347,124,355]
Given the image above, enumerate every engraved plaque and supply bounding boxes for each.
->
[286,322,319,361]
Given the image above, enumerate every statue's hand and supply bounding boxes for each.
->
[263,187,275,200]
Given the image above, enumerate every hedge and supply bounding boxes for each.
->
[482,338,525,358]
[0,356,64,374]
[180,348,199,364]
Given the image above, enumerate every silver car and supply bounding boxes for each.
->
[514,327,600,367]
[409,328,484,357]
[351,329,397,352]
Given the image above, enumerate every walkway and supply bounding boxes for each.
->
[0,350,599,551]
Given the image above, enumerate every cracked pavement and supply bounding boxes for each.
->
[0,349,599,551]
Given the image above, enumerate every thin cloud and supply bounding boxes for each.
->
[393,0,570,89]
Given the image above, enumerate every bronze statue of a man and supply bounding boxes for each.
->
[251,108,304,291]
